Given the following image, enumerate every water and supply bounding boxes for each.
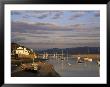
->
[11,55,100,77]
[46,56,99,77]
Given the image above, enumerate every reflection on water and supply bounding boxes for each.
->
[46,56,99,77]
[11,55,100,77]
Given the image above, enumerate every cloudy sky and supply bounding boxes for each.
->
[11,10,100,49]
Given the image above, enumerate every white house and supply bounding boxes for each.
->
[11,43,38,59]
[15,47,30,55]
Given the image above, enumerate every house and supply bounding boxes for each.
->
[11,43,38,59]
[15,46,30,55]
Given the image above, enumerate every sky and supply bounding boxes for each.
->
[11,10,100,49]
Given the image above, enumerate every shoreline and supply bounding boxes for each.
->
[11,60,60,77]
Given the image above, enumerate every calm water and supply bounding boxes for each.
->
[46,56,99,77]
[11,55,100,77]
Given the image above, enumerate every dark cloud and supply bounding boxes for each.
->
[60,35,99,38]
[37,14,49,19]
[52,11,63,19]
[23,35,49,38]
[69,11,89,13]
[19,41,100,49]
[11,10,100,49]
[68,24,100,31]
[31,31,53,34]
[11,11,51,20]
[11,11,21,15]
[11,37,26,43]
[11,21,74,33]
[22,15,32,18]
[69,11,86,20]
[69,13,85,20]
[70,24,86,28]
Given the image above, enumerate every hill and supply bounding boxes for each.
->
[36,47,100,54]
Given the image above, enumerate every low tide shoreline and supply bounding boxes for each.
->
[11,59,60,77]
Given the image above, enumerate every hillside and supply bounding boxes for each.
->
[11,43,38,59]
[36,47,100,54]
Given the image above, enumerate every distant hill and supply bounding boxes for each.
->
[35,47,100,54]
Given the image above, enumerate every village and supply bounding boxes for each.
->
[11,43,60,77]
[11,43,100,77]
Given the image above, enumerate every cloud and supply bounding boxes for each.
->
[69,11,87,20]
[69,14,82,20]
[11,10,100,49]
[68,23,100,31]
[11,11,51,20]
[52,11,63,19]
[19,39,100,49]
[11,21,74,33]
[69,24,86,29]
[69,11,100,20]
[60,35,99,38]
[37,13,49,19]
[11,11,22,15]
[12,11,64,20]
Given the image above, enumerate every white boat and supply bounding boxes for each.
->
[84,58,89,61]
[61,50,64,60]
[87,58,92,62]
[84,57,92,62]
[77,56,84,63]
[67,63,72,66]
[43,52,48,60]
[67,51,68,61]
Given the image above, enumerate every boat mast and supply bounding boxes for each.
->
[56,52,57,59]
[62,50,63,59]
[67,51,68,61]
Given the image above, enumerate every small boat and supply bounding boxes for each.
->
[77,56,84,63]
[43,52,48,60]
[61,50,64,60]
[67,63,72,66]
[84,58,89,61]
[77,60,84,63]
[61,58,64,60]
[87,58,92,62]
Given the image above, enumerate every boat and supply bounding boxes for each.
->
[61,50,64,60]
[77,56,84,63]
[87,58,92,62]
[77,59,84,63]
[66,51,69,61]
[61,58,64,60]
[84,58,92,62]
[43,52,48,60]
[53,53,56,57]
[84,58,89,61]
[67,63,72,66]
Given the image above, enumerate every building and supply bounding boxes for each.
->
[11,43,38,59]
[15,47,30,55]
